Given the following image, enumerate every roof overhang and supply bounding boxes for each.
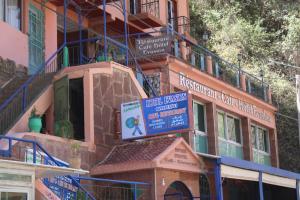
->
[91,138,205,175]
[219,156,300,189]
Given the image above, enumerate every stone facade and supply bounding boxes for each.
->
[93,68,142,148]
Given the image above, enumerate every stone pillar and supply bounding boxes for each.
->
[240,73,247,91]
[206,102,218,155]
[241,117,253,161]
[268,88,272,104]
[180,41,187,60]
[269,128,279,167]
[206,56,213,75]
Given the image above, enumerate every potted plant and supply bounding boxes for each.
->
[69,141,81,169]
[54,120,74,139]
[28,107,42,133]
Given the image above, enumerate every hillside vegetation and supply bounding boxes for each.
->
[189,0,300,172]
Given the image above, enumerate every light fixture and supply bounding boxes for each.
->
[162,178,166,186]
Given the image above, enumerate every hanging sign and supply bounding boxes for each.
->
[135,35,171,56]
[121,91,190,140]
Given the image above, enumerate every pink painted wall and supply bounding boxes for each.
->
[45,3,57,60]
[0,20,28,66]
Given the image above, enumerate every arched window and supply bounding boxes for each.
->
[165,181,193,200]
[199,174,210,200]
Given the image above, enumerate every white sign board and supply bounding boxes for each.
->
[121,101,147,140]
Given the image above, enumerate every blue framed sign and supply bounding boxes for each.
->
[121,91,190,140]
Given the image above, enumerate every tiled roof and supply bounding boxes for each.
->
[99,136,177,165]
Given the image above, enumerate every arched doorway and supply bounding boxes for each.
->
[164,181,193,200]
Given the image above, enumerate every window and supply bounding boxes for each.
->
[0,192,28,200]
[199,174,210,200]
[251,125,269,153]
[193,101,208,153]
[218,112,225,138]
[193,101,205,133]
[0,0,21,30]
[217,111,241,144]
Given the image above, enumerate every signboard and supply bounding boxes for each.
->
[135,35,171,56]
[121,91,190,140]
[178,73,272,123]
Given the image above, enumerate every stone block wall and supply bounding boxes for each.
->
[93,68,142,148]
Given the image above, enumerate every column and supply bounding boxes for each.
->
[206,102,218,155]
[206,56,213,75]
[241,117,253,161]
[269,128,279,167]
[240,73,247,91]
[259,172,264,200]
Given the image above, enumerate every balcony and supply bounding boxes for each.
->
[168,36,271,103]
[128,0,164,29]
[171,16,197,44]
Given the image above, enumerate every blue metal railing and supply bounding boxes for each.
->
[0,44,65,134]
[126,28,269,102]
[76,176,151,200]
[0,135,96,200]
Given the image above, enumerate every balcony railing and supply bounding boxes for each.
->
[130,0,160,18]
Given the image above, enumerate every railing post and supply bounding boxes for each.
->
[33,142,37,164]
[215,62,220,78]
[134,184,137,200]
[174,39,179,57]
[259,171,264,200]
[103,0,107,61]
[22,86,27,112]
[296,180,300,200]
[8,138,12,157]
[78,10,83,65]
[123,0,129,66]
[200,54,205,71]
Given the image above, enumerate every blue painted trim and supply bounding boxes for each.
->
[103,0,107,60]
[214,158,223,200]
[297,180,300,200]
[220,156,300,180]
[259,172,264,200]
[63,0,68,44]
[123,0,129,66]
[134,184,137,200]
[78,10,83,65]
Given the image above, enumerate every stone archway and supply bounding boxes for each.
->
[164,181,193,200]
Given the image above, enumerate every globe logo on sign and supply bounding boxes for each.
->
[125,116,143,136]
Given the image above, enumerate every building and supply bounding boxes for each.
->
[0,0,299,199]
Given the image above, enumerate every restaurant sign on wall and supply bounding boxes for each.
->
[135,35,171,56]
[121,91,190,140]
[178,73,272,123]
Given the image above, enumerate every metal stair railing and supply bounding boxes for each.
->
[0,135,96,200]
[0,44,65,134]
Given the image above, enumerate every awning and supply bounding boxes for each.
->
[221,165,259,181]
[262,173,296,188]
[221,164,297,189]
[0,159,88,179]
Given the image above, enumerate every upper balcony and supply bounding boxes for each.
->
[128,0,164,29]
[128,28,271,103]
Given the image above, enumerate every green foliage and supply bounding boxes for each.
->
[54,120,74,139]
[190,0,300,172]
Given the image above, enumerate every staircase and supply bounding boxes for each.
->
[0,135,96,200]
[0,46,64,134]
